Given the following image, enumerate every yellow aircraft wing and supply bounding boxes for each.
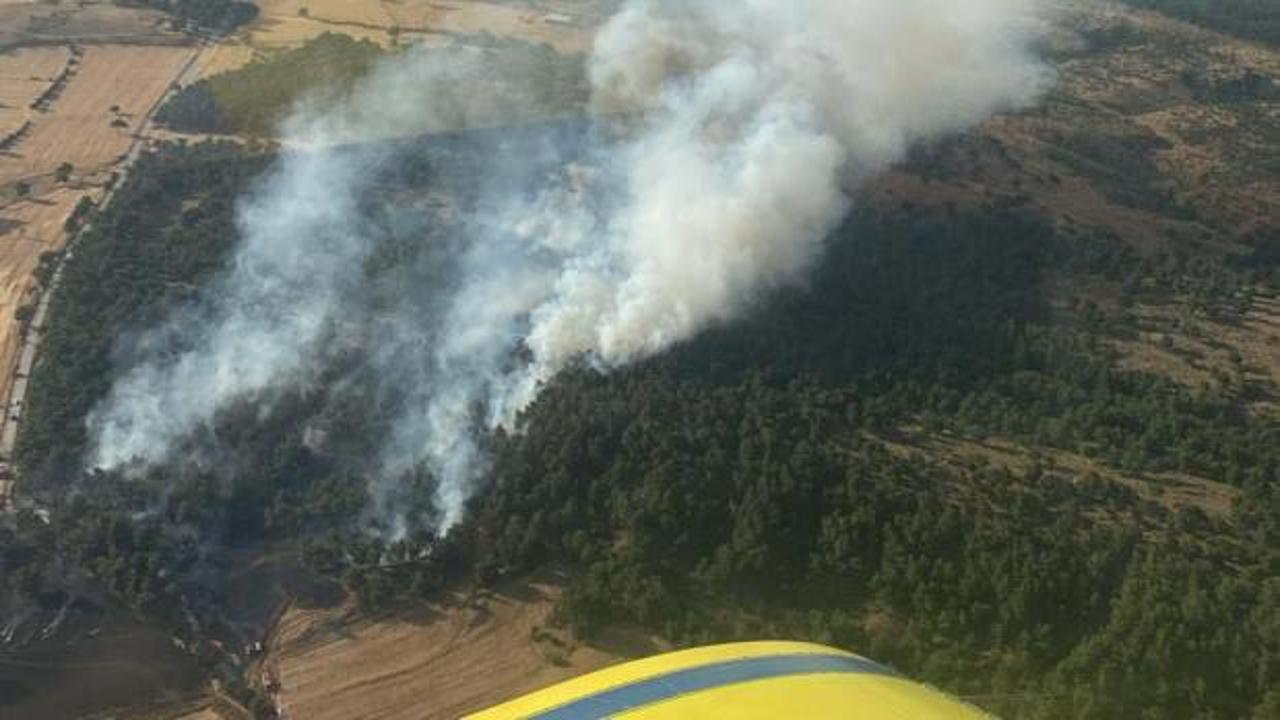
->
[467,641,991,719]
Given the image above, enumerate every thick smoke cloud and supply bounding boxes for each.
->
[87,0,1051,531]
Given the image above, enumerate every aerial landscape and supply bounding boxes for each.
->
[0,0,1277,718]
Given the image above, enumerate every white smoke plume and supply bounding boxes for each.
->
[88,0,1052,531]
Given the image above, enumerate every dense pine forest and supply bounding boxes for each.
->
[2,129,1276,718]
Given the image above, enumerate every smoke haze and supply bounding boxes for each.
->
[87,0,1052,531]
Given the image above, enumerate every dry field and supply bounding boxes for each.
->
[269,0,397,29]
[0,44,195,187]
[0,45,69,134]
[266,582,632,720]
[387,0,597,53]
[243,0,598,53]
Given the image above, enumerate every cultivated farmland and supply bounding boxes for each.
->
[267,581,632,720]
[243,0,601,53]
[0,44,195,187]
[0,46,69,132]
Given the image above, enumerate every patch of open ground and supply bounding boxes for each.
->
[0,43,195,187]
[243,0,599,53]
[266,579,645,720]
[0,45,69,132]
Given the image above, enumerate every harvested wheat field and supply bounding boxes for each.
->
[245,0,596,53]
[266,0,396,29]
[247,2,398,50]
[0,45,70,129]
[0,43,195,187]
[268,582,637,720]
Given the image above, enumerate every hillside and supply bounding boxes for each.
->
[1,1,1278,719]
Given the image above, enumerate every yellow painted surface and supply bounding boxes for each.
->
[467,641,990,719]
[618,674,990,719]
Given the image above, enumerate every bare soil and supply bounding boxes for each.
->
[0,44,196,187]
[266,579,637,720]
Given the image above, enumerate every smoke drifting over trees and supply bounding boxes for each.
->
[87,0,1052,531]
